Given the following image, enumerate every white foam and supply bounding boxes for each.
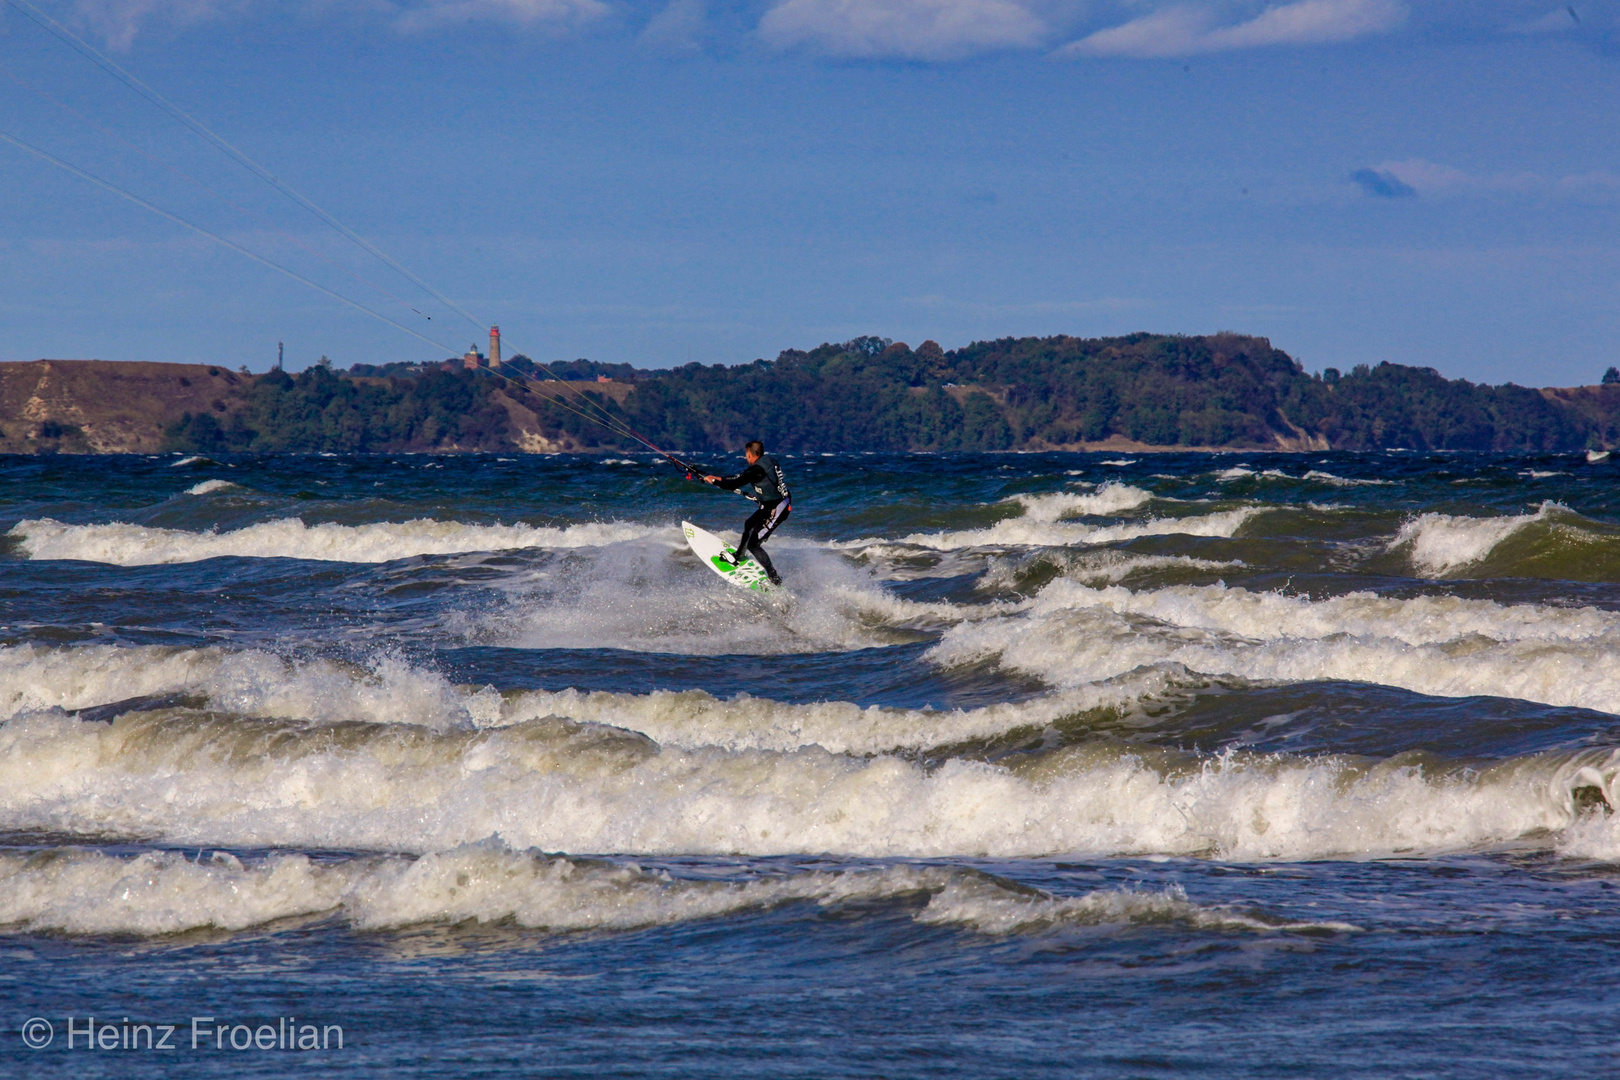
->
[1303,470,1392,487]
[185,479,236,495]
[1099,459,1137,466]
[0,706,1611,861]
[915,879,1357,935]
[0,849,347,935]
[1388,504,1555,576]
[500,668,1177,754]
[1010,483,1154,521]
[8,516,659,565]
[857,507,1261,553]
[170,455,205,467]
[928,578,1620,715]
[0,643,490,731]
[1,640,1163,754]
[0,846,1343,937]
[975,551,1242,591]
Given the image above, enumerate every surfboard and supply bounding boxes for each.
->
[682,520,777,592]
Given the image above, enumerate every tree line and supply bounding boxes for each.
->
[165,333,1620,454]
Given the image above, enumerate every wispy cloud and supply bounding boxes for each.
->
[58,0,607,48]
[49,0,1581,60]
[66,0,241,51]
[1351,167,1416,198]
[1062,0,1407,58]
[758,0,1047,60]
[1357,158,1620,199]
[639,0,708,52]
[390,0,609,34]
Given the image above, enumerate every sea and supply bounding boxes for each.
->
[1,449,1618,1077]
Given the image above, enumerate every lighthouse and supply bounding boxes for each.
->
[489,326,501,368]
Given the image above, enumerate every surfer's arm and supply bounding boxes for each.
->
[710,464,766,491]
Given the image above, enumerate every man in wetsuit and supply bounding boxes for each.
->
[703,440,791,586]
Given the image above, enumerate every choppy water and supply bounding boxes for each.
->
[3,450,1619,1076]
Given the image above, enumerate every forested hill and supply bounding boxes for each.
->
[14,333,1620,455]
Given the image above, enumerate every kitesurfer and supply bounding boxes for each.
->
[703,440,790,586]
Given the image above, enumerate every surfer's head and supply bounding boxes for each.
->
[744,440,764,463]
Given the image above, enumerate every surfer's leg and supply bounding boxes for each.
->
[746,538,781,585]
[746,501,789,585]
[735,506,769,567]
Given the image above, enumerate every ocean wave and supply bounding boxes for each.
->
[500,668,1180,754]
[185,479,237,495]
[0,847,1343,938]
[1387,502,1620,580]
[914,878,1356,935]
[846,507,1261,553]
[975,551,1242,592]
[0,643,495,730]
[1009,483,1155,521]
[1302,470,1392,487]
[1,704,1616,860]
[0,640,1164,754]
[1389,504,1554,576]
[928,579,1620,714]
[7,517,660,565]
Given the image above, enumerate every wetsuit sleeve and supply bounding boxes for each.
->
[714,463,766,491]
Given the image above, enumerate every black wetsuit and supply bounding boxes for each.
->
[713,454,791,584]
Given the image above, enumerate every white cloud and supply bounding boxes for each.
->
[391,0,609,34]
[58,0,607,46]
[1376,158,1620,198]
[1063,0,1406,58]
[639,0,707,52]
[758,0,1047,60]
[67,0,240,51]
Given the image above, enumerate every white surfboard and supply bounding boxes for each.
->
[682,520,777,592]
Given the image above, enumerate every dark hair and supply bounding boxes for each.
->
[744,440,764,456]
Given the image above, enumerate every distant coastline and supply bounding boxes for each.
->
[4,334,1618,455]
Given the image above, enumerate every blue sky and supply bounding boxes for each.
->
[1,0,1617,383]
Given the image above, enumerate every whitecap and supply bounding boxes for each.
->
[0,704,1611,861]
[0,846,1348,937]
[7,517,660,566]
[1387,503,1558,576]
[927,578,1620,716]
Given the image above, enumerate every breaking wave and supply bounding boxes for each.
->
[0,847,1347,938]
[1390,504,1554,576]
[1389,502,1620,581]
[1302,470,1392,487]
[847,506,1261,553]
[0,640,1157,754]
[929,579,1620,714]
[7,516,660,565]
[1010,483,1155,520]
[1,695,1617,861]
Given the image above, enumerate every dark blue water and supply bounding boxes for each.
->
[2,450,1618,1076]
